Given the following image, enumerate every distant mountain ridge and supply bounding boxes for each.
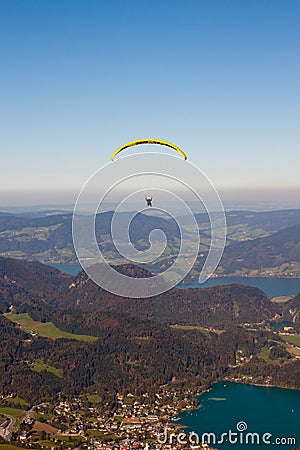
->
[0,209,300,277]
[222,209,300,231]
[219,223,300,276]
[195,208,300,232]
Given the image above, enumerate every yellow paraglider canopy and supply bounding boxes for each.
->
[111,139,187,161]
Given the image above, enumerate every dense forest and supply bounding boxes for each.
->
[0,257,299,405]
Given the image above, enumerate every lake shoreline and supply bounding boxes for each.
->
[221,379,300,392]
[175,381,300,449]
[174,380,300,426]
[52,263,300,280]
[50,264,300,297]
[178,275,300,297]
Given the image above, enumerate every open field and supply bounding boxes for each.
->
[34,412,55,421]
[280,334,300,346]
[170,324,223,338]
[56,435,85,442]
[8,396,29,407]
[32,421,58,434]
[54,435,86,448]
[0,408,25,418]
[0,446,37,450]
[4,313,97,342]
[285,344,300,356]
[87,429,117,440]
[87,394,102,404]
[257,347,278,365]
[86,417,98,423]
[32,361,63,378]
[271,296,292,303]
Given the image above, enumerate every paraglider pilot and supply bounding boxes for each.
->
[145,196,152,207]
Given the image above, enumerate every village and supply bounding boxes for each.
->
[0,388,217,450]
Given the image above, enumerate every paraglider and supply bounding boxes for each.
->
[145,196,152,207]
[111,139,187,161]
[110,139,187,211]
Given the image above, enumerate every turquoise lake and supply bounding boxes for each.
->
[177,382,300,449]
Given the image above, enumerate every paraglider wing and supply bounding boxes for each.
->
[111,139,187,161]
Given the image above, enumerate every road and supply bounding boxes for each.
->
[0,406,34,441]
[0,414,17,441]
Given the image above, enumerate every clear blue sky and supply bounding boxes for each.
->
[0,0,299,204]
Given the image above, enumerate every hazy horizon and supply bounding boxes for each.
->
[0,187,299,212]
